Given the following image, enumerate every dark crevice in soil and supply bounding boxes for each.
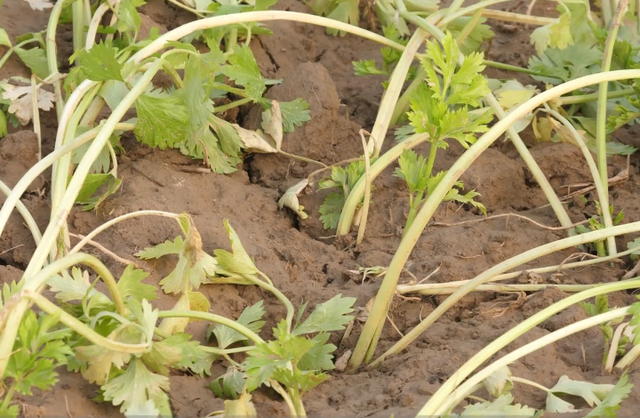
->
[257,37,280,71]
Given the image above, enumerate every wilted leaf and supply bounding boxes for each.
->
[261,100,283,150]
[278,179,309,219]
[1,83,55,125]
[233,124,277,153]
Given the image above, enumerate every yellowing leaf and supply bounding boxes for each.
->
[233,124,277,153]
[223,392,257,417]
[158,293,190,335]
[187,291,211,314]
[1,83,55,125]
[262,100,283,150]
[531,12,573,54]
[496,88,536,109]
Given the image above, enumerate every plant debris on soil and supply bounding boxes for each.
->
[1,0,640,417]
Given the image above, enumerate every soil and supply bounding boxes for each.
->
[1,0,640,417]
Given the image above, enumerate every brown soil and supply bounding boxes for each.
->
[1,0,640,417]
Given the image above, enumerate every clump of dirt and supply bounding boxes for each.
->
[2,0,640,417]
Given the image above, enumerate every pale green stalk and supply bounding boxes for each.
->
[0,123,135,239]
[369,220,640,370]
[485,95,574,232]
[366,28,428,155]
[157,311,263,344]
[240,274,294,329]
[558,87,635,105]
[339,15,573,237]
[72,0,85,53]
[86,1,114,50]
[30,76,42,160]
[596,0,628,256]
[0,181,42,246]
[0,61,164,379]
[397,282,601,295]
[3,11,396,380]
[346,69,640,371]
[45,0,75,120]
[421,303,632,415]
[400,243,640,295]
[617,339,640,369]
[68,210,182,254]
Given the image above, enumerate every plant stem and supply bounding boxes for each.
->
[0,123,135,240]
[482,60,541,75]
[72,0,85,54]
[390,65,425,129]
[240,274,294,329]
[157,311,263,344]
[337,133,430,234]
[510,376,551,393]
[0,61,165,380]
[0,382,16,412]
[214,97,252,113]
[397,282,602,295]
[424,306,631,415]
[19,290,151,353]
[370,221,640,370]
[346,69,640,371]
[278,151,326,168]
[558,87,635,105]
[486,95,574,233]
[596,0,628,257]
[0,180,42,246]
[46,0,74,120]
[367,26,428,155]
[455,8,483,45]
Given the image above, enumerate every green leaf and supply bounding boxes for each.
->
[209,301,266,349]
[209,368,246,399]
[77,43,124,81]
[445,186,487,215]
[394,149,429,195]
[116,0,144,37]
[6,311,72,398]
[134,89,189,149]
[353,59,387,76]
[278,99,311,133]
[318,192,345,230]
[75,172,122,211]
[293,294,356,335]
[117,265,157,303]
[454,394,538,416]
[0,28,11,47]
[214,220,259,276]
[529,43,602,85]
[0,109,7,138]
[298,332,336,371]
[47,267,112,308]
[584,373,633,417]
[550,375,615,407]
[102,359,170,416]
[14,46,49,79]
[136,236,184,259]
[222,44,266,100]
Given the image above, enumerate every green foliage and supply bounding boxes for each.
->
[575,203,624,256]
[2,312,72,417]
[584,374,633,418]
[581,294,629,363]
[318,160,375,230]
[75,42,124,82]
[211,294,356,403]
[305,0,359,36]
[222,44,266,101]
[208,301,266,349]
[408,32,492,149]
